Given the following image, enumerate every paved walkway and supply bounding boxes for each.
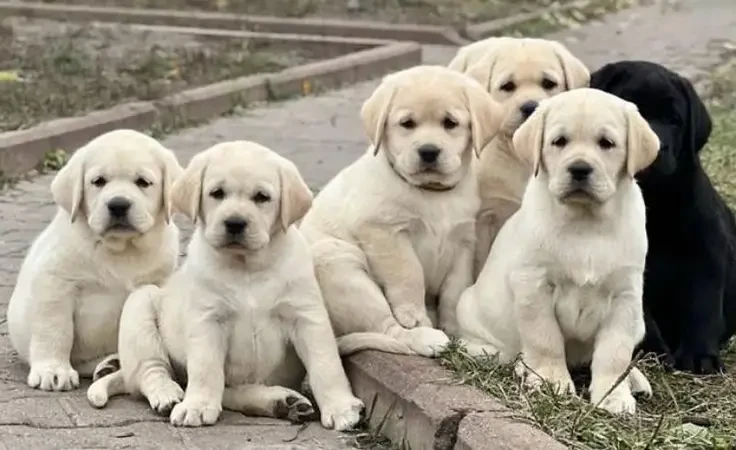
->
[1,0,736,448]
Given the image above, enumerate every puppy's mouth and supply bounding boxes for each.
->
[560,186,600,204]
[104,220,138,234]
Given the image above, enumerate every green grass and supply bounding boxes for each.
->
[439,59,736,450]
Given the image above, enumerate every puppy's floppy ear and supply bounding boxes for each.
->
[448,46,470,72]
[625,102,661,176]
[550,41,590,90]
[171,151,209,223]
[463,48,501,92]
[462,79,503,157]
[361,76,396,156]
[157,147,184,225]
[677,74,712,154]
[278,159,313,231]
[50,148,86,223]
[512,102,548,176]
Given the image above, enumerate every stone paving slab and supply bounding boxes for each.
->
[1,0,736,448]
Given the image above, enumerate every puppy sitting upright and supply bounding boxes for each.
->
[300,65,503,352]
[449,37,590,277]
[91,141,363,430]
[7,129,182,391]
[455,89,659,414]
[591,61,736,373]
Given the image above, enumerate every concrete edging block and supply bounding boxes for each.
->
[344,351,564,450]
[0,42,420,177]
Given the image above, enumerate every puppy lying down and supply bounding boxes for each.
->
[7,129,182,392]
[300,65,503,355]
[456,89,659,414]
[87,141,363,430]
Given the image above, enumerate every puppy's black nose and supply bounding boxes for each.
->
[107,197,131,218]
[519,101,539,119]
[224,217,248,235]
[418,144,441,164]
[568,161,594,181]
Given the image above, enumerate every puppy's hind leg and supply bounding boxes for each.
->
[222,384,319,424]
[118,285,183,416]
[316,258,449,357]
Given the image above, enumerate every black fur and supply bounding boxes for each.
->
[591,60,736,374]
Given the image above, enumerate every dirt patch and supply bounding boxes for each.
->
[439,57,736,450]
[0,17,316,131]
[32,0,581,26]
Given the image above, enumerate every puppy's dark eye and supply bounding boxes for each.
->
[253,191,271,203]
[135,177,151,188]
[552,136,568,147]
[91,176,107,188]
[500,81,516,92]
[598,137,615,150]
[210,188,225,200]
[442,116,458,130]
[541,78,558,90]
[399,118,417,130]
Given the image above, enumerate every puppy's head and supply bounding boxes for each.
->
[513,88,660,205]
[171,141,312,254]
[361,65,503,190]
[450,37,589,138]
[590,60,712,178]
[50,129,183,238]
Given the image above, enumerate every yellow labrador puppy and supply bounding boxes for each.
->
[87,141,363,430]
[7,129,182,392]
[455,89,659,414]
[449,37,590,276]
[299,66,503,353]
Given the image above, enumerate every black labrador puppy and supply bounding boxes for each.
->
[590,60,736,374]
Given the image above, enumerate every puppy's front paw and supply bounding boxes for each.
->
[148,381,185,416]
[673,346,724,374]
[170,397,221,427]
[515,362,575,395]
[320,395,364,431]
[628,367,652,397]
[406,327,450,357]
[593,390,637,415]
[393,304,432,329]
[28,361,79,391]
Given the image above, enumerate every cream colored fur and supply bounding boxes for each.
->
[299,65,503,355]
[449,37,591,277]
[455,89,659,415]
[7,129,182,392]
[87,141,363,430]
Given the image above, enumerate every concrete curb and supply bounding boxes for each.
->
[465,0,597,40]
[0,42,421,177]
[0,1,468,45]
[344,352,566,450]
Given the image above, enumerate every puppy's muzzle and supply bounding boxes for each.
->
[224,216,248,237]
[417,143,441,167]
[105,197,135,232]
[519,101,539,121]
[567,160,594,183]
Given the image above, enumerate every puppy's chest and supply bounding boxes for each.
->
[223,285,293,385]
[551,281,613,343]
[409,200,476,277]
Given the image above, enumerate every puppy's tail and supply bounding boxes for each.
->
[87,370,126,408]
[337,332,414,356]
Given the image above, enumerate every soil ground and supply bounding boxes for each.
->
[0,17,316,131]
[33,0,616,27]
